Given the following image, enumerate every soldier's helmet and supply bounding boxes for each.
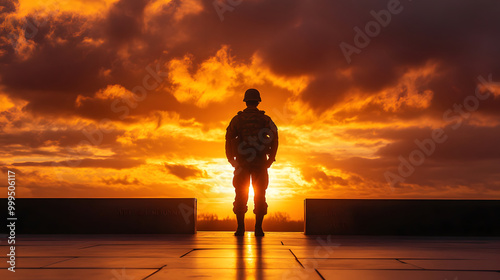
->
[243,88,261,102]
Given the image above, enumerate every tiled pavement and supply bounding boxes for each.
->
[1,231,500,279]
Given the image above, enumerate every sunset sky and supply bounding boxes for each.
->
[1,0,500,220]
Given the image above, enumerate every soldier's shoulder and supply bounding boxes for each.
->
[262,112,277,129]
[228,112,242,124]
[232,111,244,119]
[260,110,272,119]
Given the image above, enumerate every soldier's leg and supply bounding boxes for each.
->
[233,167,250,215]
[252,166,269,236]
[233,167,250,236]
[252,167,269,216]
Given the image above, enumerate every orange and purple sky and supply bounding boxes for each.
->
[1,0,500,219]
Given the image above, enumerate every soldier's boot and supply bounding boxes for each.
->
[234,213,245,236]
[255,213,264,236]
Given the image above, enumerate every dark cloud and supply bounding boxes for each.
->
[13,157,145,169]
[106,0,150,46]
[301,166,349,189]
[113,132,224,159]
[0,128,123,149]
[164,163,206,180]
[0,0,17,14]
[0,165,22,176]
[314,123,500,190]
[101,175,139,185]
[344,124,500,161]
[258,0,500,112]
[0,0,18,62]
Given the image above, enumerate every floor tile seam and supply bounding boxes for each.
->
[290,257,480,260]
[145,267,309,270]
[315,268,326,280]
[395,258,426,270]
[40,257,79,268]
[315,268,500,272]
[180,256,297,259]
[13,267,166,270]
[0,245,85,247]
[179,249,195,258]
[188,249,294,251]
[4,256,192,258]
[79,245,101,249]
[288,249,305,268]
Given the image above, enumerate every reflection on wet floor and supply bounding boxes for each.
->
[1,231,499,279]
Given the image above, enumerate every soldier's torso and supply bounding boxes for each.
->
[233,108,272,167]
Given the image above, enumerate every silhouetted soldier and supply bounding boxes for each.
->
[225,89,278,236]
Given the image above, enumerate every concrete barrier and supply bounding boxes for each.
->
[304,199,500,236]
[0,198,197,234]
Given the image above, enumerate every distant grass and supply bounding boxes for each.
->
[197,212,304,232]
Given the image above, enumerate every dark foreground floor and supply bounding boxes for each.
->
[1,231,500,279]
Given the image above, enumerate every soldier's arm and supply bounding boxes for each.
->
[268,119,279,163]
[225,117,238,165]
